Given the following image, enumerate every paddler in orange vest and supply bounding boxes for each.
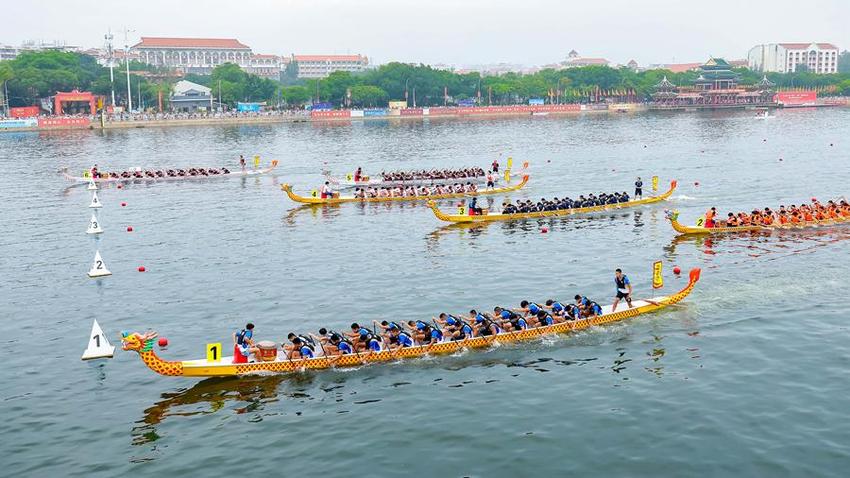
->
[704,207,717,228]
[725,213,738,227]
[762,208,775,226]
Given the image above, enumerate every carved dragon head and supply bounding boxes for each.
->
[122,331,157,352]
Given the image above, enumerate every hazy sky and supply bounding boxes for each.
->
[6,0,848,66]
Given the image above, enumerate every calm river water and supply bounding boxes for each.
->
[1,109,849,477]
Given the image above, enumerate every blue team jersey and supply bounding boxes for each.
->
[338,342,353,354]
[500,310,513,320]
[430,329,443,342]
[300,346,314,358]
[529,303,541,315]
[517,318,528,330]
[368,338,382,352]
[398,333,413,347]
[552,302,565,313]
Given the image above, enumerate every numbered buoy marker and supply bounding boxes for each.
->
[81,319,115,360]
[86,213,103,235]
[89,191,102,209]
[87,250,112,278]
[206,343,222,362]
[87,178,98,191]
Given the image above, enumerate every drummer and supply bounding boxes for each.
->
[233,323,259,363]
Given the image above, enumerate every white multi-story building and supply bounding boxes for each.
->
[748,43,839,74]
[131,37,253,74]
[292,54,369,78]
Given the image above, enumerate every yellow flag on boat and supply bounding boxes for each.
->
[206,343,222,362]
[310,189,318,198]
[504,170,511,182]
[652,261,663,289]
[457,205,467,215]
[507,157,513,169]
[253,155,260,169]
[696,215,705,227]
[652,175,659,191]
[346,173,353,181]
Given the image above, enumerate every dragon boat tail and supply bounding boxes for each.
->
[122,267,701,378]
[428,179,676,223]
[281,175,529,205]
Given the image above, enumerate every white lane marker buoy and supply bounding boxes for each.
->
[87,177,98,190]
[89,191,102,209]
[81,319,115,360]
[87,250,112,278]
[86,213,103,234]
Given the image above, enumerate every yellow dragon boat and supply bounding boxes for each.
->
[122,268,701,378]
[668,210,850,235]
[427,180,677,223]
[281,175,529,205]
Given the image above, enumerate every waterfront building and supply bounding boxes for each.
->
[0,40,79,61]
[170,80,213,112]
[652,58,775,108]
[249,54,286,79]
[292,54,369,78]
[131,37,253,74]
[748,43,839,74]
[560,50,609,68]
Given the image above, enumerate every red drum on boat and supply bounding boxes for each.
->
[257,341,278,362]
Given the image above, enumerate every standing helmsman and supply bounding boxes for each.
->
[634,177,643,199]
[612,268,633,312]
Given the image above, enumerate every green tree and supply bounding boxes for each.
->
[839,51,850,74]
[280,85,310,106]
[350,85,387,107]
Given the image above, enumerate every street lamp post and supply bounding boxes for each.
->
[105,30,116,107]
[404,78,409,107]
[123,28,134,111]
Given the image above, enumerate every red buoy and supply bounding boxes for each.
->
[121,202,127,207]
[117,184,123,189]
[541,227,549,234]
[158,337,168,347]
[126,226,133,232]
[694,182,700,187]
[673,266,681,275]
[138,266,146,272]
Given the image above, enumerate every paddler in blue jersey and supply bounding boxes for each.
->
[515,300,547,326]
[387,326,414,350]
[470,310,501,336]
[575,295,603,318]
[436,313,474,340]
[612,268,633,312]
[408,320,443,345]
[322,332,354,356]
[493,306,528,331]
[284,332,315,359]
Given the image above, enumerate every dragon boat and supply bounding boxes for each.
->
[427,180,676,223]
[667,210,850,235]
[121,268,700,378]
[60,161,279,185]
[325,161,529,189]
[281,175,529,205]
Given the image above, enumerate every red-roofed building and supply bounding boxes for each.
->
[131,37,254,74]
[748,42,839,74]
[291,54,369,78]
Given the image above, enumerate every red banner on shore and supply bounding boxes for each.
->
[774,91,817,105]
[10,106,40,118]
[38,117,91,128]
[311,110,351,119]
[400,108,423,116]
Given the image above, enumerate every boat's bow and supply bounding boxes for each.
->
[121,332,184,376]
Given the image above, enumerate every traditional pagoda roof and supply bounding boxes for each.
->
[655,76,676,89]
[702,57,731,69]
[756,75,775,88]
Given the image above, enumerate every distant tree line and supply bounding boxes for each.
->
[2,50,850,111]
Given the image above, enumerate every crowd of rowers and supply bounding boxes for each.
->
[703,198,850,227]
[233,295,608,361]
[89,165,231,179]
[374,166,487,182]
[500,191,632,214]
[352,182,481,198]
